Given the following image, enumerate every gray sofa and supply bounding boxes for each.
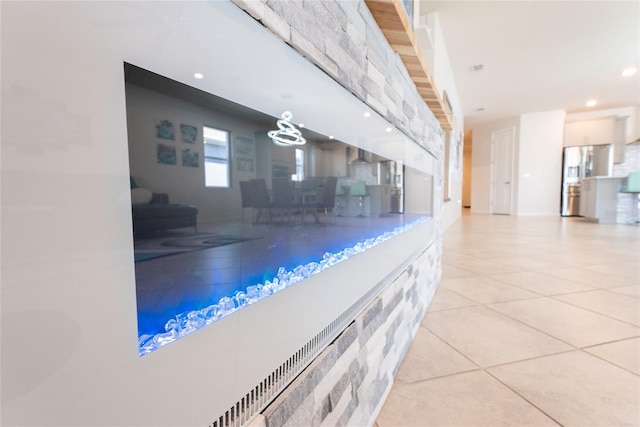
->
[130,178,198,235]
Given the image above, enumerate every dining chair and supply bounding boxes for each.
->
[249,178,272,223]
[239,180,254,222]
[300,179,319,204]
[308,176,338,224]
[271,177,300,223]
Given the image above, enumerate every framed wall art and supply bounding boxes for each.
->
[156,119,175,140]
[181,148,199,167]
[157,143,177,165]
[180,124,198,144]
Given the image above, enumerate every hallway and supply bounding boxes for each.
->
[377,213,639,426]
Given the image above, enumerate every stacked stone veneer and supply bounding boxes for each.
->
[254,243,440,427]
[230,1,445,426]
[231,0,443,159]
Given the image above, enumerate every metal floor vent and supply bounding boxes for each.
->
[209,307,357,427]
[208,247,424,427]
[209,276,395,427]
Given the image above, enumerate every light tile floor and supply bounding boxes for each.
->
[377,213,640,427]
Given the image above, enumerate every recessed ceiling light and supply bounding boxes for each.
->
[194,73,204,79]
[476,107,485,112]
[622,67,637,77]
[586,99,597,107]
[364,112,371,118]
[328,135,334,139]
[298,123,305,128]
[471,64,484,72]
[385,127,392,132]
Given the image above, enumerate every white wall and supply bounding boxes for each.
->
[517,110,566,216]
[470,116,521,213]
[471,111,567,216]
[470,111,567,216]
[0,2,439,425]
[430,13,463,130]
[315,144,349,178]
[414,10,464,231]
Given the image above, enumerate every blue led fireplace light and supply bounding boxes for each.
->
[138,216,429,356]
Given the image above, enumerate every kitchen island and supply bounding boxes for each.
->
[580,176,639,224]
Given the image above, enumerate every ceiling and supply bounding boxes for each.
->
[419,1,640,130]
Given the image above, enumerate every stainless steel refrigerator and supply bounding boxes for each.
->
[561,144,612,216]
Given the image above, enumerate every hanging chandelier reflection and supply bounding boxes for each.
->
[268,111,306,147]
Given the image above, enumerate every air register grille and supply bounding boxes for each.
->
[208,263,401,427]
[209,319,331,426]
[208,311,355,427]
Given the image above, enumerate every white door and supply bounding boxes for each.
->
[490,128,514,214]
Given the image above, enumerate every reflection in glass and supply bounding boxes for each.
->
[203,126,230,187]
[137,215,428,356]
[124,63,434,355]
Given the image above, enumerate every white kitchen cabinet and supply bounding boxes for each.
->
[564,118,615,147]
[564,121,585,147]
[579,176,623,223]
[589,118,616,146]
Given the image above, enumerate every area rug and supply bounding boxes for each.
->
[134,233,259,262]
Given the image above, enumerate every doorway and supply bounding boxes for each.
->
[490,127,515,215]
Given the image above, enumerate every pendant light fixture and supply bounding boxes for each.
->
[268,111,306,147]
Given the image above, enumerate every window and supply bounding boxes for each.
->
[291,148,305,181]
[203,126,230,187]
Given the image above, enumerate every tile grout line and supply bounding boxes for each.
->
[480,299,603,350]
[395,367,483,386]
[438,263,638,358]
[416,322,481,368]
[486,274,600,297]
[483,368,565,427]
[420,310,581,373]
[429,293,583,352]
[546,294,640,328]
[438,283,550,305]
[426,285,585,360]
[441,255,639,341]
[581,336,640,349]
[579,346,640,377]
[390,214,640,426]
